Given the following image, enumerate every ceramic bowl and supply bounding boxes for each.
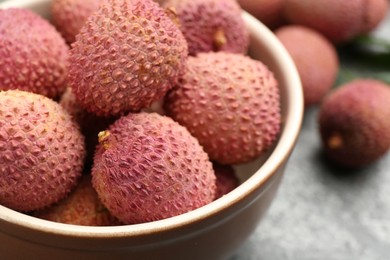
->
[0,0,303,259]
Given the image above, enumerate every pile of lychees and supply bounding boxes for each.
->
[0,0,281,226]
[241,0,390,168]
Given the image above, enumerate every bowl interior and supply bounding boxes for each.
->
[0,0,303,239]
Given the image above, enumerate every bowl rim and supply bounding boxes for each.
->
[0,0,304,240]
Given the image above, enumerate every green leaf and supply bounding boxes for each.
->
[336,35,390,86]
[337,68,390,86]
[353,35,390,52]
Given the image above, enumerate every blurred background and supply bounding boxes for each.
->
[0,0,389,259]
[231,5,390,260]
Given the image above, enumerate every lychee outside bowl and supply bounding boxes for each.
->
[0,0,303,259]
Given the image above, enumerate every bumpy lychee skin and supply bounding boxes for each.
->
[68,0,188,117]
[165,52,281,165]
[319,79,390,168]
[275,25,339,107]
[92,112,216,224]
[363,0,389,33]
[51,0,104,44]
[213,163,239,200]
[153,0,165,5]
[284,0,389,43]
[34,175,121,226]
[0,90,85,212]
[163,0,249,55]
[60,88,115,170]
[0,8,69,99]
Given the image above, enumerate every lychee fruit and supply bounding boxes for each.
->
[237,0,285,29]
[33,175,121,226]
[153,0,165,5]
[165,52,281,165]
[68,0,188,117]
[59,88,115,170]
[318,79,390,168]
[284,0,389,43]
[213,163,239,200]
[275,25,339,107]
[162,0,249,55]
[91,112,216,224]
[363,0,390,34]
[0,8,69,99]
[0,90,85,212]
[141,97,166,116]
[51,0,104,44]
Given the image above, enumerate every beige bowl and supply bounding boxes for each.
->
[0,0,303,259]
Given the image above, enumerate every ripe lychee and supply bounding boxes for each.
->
[92,112,216,224]
[0,8,69,99]
[275,25,339,107]
[68,0,188,117]
[162,0,249,55]
[213,163,239,200]
[59,88,115,170]
[363,0,390,33]
[0,90,85,212]
[165,52,281,165]
[284,0,389,43]
[319,79,390,168]
[51,0,104,44]
[237,0,285,29]
[34,175,121,226]
[152,0,165,5]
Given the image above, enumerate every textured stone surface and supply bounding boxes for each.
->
[231,107,390,260]
[230,13,390,260]
[0,0,388,257]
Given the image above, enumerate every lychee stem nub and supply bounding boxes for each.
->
[98,131,111,150]
[213,28,227,50]
[327,132,344,150]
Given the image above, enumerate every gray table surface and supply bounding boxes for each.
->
[0,1,389,259]
[231,12,390,260]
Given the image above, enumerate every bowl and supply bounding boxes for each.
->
[0,0,303,259]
